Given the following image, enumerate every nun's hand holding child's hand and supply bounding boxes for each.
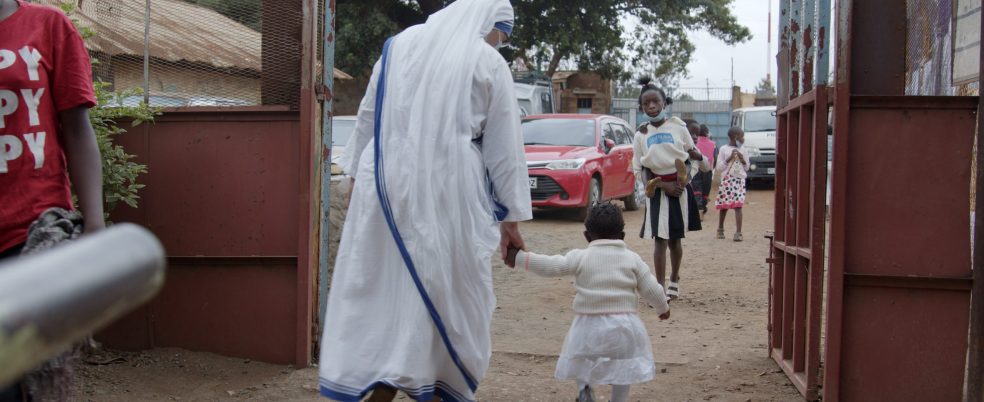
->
[659,310,671,320]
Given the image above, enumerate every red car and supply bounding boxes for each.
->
[523,114,645,219]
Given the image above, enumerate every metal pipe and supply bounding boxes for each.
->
[0,224,166,387]
[318,0,337,331]
[789,0,801,99]
[778,0,791,106]
[142,0,151,104]
[802,0,815,93]
[815,0,830,86]
[967,1,984,397]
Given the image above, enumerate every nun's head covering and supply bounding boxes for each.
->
[423,0,514,40]
[493,20,514,36]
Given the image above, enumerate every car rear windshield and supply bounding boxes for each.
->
[521,118,595,147]
[743,110,776,132]
[332,119,356,146]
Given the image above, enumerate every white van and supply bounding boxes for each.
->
[730,106,777,181]
[514,82,554,117]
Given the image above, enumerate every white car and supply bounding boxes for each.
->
[330,116,357,176]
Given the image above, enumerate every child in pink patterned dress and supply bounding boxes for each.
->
[715,127,749,241]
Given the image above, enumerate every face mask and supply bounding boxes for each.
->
[495,41,509,50]
[649,109,669,124]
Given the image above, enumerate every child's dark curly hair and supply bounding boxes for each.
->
[637,76,672,109]
[584,202,624,239]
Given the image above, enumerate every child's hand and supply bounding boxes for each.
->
[660,181,684,198]
[687,148,703,161]
[505,246,520,268]
[659,310,671,320]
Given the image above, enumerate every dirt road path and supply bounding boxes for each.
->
[77,187,800,401]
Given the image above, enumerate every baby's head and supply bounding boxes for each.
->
[583,202,625,242]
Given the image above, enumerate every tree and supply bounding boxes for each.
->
[755,77,776,98]
[512,0,751,82]
[333,1,752,83]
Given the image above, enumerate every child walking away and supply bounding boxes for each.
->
[686,122,707,217]
[632,76,710,300]
[506,203,670,402]
[715,127,749,241]
[696,124,717,218]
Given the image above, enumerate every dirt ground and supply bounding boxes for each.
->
[75,186,801,402]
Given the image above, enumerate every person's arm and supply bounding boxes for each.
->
[738,147,750,169]
[50,14,102,232]
[515,249,580,277]
[632,132,651,191]
[340,59,382,179]
[482,59,532,224]
[636,258,670,314]
[715,146,730,173]
[61,107,104,232]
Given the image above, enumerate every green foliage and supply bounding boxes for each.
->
[336,1,403,77]
[334,0,751,86]
[60,2,156,215]
[90,84,155,213]
[513,0,752,83]
[755,77,777,98]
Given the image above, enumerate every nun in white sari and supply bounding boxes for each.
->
[318,1,532,401]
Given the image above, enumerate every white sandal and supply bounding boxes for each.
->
[667,280,680,300]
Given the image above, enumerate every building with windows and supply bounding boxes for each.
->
[551,71,612,115]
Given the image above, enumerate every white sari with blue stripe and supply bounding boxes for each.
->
[318,1,531,401]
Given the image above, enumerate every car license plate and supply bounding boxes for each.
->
[529,177,538,189]
[767,168,776,175]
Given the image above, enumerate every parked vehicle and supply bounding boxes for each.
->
[523,114,645,219]
[329,116,357,176]
[514,81,554,117]
[730,106,777,183]
[111,95,188,108]
[187,97,252,107]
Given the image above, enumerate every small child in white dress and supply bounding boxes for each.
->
[505,203,671,402]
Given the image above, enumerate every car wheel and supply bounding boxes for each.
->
[622,178,643,211]
[577,178,601,221]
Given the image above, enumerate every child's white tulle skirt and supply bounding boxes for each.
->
[554,313,656,385]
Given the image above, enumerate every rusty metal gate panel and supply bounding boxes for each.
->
[769,87,828,401]
[825,96,975,401]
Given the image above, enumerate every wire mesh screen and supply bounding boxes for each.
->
[36,0,303,108]
[905,0,956,95]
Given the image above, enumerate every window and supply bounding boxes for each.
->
[577,98,593,114]
[743,110,777,132]
[617,124,634,145]
[540,92,553,114]
[522,118,596,147]
[602,124,616,149]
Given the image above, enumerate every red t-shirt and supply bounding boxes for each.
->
[0,0,96,253]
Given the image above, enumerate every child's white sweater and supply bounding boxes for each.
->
[516,240,670,315]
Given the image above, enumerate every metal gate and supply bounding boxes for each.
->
[772,0,981,400]
[768,1,829,399]
[768,86,827,400]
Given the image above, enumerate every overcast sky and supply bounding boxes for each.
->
[678,0,781,91]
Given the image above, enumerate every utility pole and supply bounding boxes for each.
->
[767,0,772,82]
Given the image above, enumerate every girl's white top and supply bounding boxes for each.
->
[633,116,706,176]
[516,240,670,315]
[716,144,750,179]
